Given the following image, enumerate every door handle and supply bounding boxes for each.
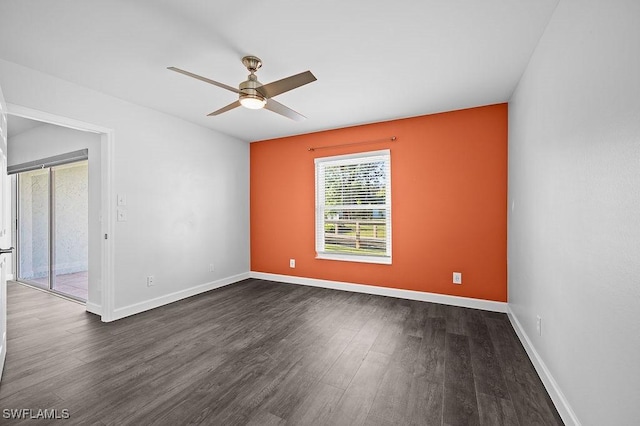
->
[0,247,14,254]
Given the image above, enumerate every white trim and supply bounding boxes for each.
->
[6,103,115,323]
[315,149,392,262]
[250,271,507,313]
[110,272,250,321]
[99,132,115,321]
[6,274,13,280]
[7,104,104,134]
[313,149,391,164]
[85,301,102,316]
[507,306,581,426]
[316,253,392,265]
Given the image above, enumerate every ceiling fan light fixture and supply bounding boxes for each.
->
[239,95,267,110]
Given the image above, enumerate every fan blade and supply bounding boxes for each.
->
[257,71,316,98]
[264,99,306,121]
[207,100,241,116]
[167,67,239,94]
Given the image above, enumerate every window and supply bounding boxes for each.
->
[315,149,391,264]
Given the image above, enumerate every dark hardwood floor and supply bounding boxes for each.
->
[0,279,563,425]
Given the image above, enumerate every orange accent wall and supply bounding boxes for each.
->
[250,104,507,302]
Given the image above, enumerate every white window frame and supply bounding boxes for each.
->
[314,149,392,264]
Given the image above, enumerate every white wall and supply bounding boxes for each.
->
[0,59,250,315]
[9,125,98,302]
[508,0,640,424]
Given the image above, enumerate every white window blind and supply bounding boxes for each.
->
[315,149,391,264]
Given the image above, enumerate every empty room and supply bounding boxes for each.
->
[0,0,637,425]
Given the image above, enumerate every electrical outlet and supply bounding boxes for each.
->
[209,263,215,272]
[146,275,155,287]
[289,259,296,268]
[536,315,542,336]
[452,272,462,284]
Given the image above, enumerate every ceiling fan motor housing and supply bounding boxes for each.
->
[239,74,266,107]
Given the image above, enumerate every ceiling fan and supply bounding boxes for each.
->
[168,56,316,121]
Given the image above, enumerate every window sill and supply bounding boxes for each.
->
[315,252,392,265]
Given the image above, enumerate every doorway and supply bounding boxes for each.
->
[16,160,89,301]
[5,105,114,322]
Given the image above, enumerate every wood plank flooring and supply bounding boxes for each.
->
[0,279,563,425]
[29,271,88,301]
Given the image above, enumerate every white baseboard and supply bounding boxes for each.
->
[6,274,14,281]
[250,272,507,313]
[85,301,102,316]
[507,307,581,426]
[110,272,250,321]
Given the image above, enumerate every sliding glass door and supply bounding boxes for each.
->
[17,161,88,301]
[17,168,50,288]
[52,162,89,299]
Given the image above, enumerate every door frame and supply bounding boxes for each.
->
[1,85,9,380]
[7,104,115,322]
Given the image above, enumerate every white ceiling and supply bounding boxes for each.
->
[0,0,558,142]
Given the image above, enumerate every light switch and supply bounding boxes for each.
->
[117,194,127,206]
[117,208,127,222]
